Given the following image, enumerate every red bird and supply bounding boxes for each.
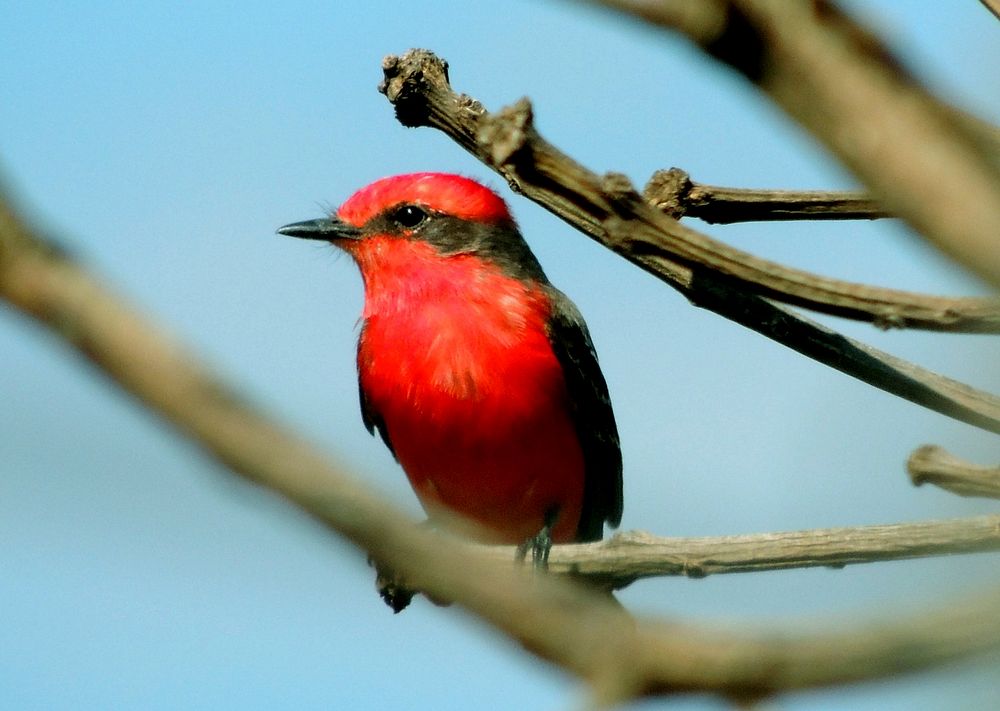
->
[279,173,622,559]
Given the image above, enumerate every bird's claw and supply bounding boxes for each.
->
[369,555,415,613]
[515,524,553,570]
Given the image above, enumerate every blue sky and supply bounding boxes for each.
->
[1,2,999,709]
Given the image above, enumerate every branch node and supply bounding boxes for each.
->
[477,98,535,168]
[873,311,908,330]
[457,93,486,120]
[601,171,645,214]
[643,167,694,219]
[379,49,450,127]
[682,560,709,579]
[610,529,659,545]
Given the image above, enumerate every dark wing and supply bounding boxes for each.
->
[545,287,623,542]
[358,330,397,460]
[359,379,397,459]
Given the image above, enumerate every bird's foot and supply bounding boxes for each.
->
[369,556,414,613]
[369,520,453,613]
[515,511,556,570]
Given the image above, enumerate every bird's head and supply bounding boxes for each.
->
[278,173,546,283]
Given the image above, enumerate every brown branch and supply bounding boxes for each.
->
[377,49,1000,434]
[382,514,1000,597]
[5,185,1000,705]
[909,445,1000,499]
[591,0,1000,286]
[500,516,1000,589]
[381,52,1000,333]
[644,168,891,223]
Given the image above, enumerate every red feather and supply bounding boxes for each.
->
[354,238,584,543]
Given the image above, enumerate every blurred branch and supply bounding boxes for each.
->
[644,168,890,223]
[377,49,1000,434]
[5,183,1000,705]
[979,0,1000,21]
[909,445,1000,499]
[590,0,1000,286]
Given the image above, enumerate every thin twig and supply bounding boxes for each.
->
[644,168,890,223]
[591,0,1000,286]
[377,49,1000,434]
[4,184,1000,704]
[909,445,1000,499]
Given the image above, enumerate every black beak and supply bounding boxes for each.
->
[276,217,362,241]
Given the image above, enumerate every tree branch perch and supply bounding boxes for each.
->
[540,516,1000,588]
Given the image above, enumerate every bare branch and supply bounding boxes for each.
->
[377,514,1000,595]
[5,183,1000,704]
[590,0,1000,286]
[909,445,1000,499]
[380,52,1000,333]
[644,168,890,223]
[377,49,1000,434]
[499,516,1000,589]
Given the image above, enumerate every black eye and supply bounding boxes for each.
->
[391,205,428,229]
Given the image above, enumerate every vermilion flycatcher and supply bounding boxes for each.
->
[279,173,622,560]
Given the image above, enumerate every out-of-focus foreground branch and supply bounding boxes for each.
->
[591,0,1000,286]
[4,184,1000,704]
[981,0,1000,22]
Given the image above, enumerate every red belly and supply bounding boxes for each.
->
[386,390,585,544]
